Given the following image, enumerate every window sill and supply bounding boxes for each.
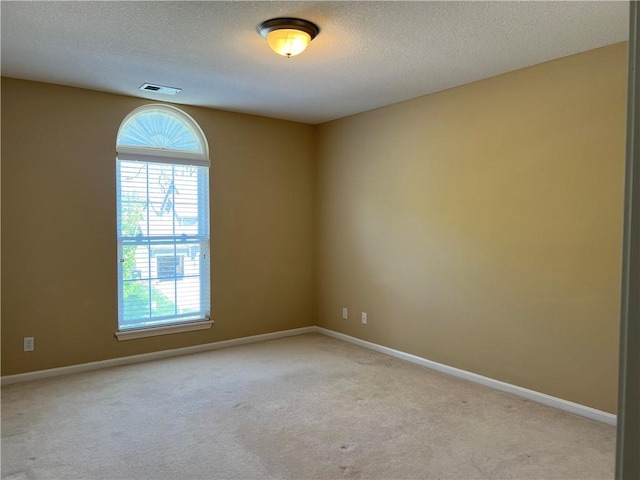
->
[115,319,213,341]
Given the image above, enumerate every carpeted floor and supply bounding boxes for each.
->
[1,333,615,480]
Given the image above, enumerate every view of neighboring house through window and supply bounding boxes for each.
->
[116,105,210,331]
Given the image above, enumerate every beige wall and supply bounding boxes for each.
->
[316,43,627,413]
[1,43,627,413]
[1,78,316,375]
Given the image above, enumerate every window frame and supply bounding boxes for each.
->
[115,104,212,340]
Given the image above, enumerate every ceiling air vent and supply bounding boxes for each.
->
[139,83,181,95]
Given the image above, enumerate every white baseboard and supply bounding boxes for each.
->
[315,327,617,426]
[1,324,617,426]
[0,326,316,386]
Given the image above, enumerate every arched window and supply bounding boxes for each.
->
[115,105,211,337]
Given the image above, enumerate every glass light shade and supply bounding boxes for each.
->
[266,29,312,57]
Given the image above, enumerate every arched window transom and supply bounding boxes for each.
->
[117,105,207,155]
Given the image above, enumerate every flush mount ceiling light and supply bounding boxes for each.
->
[257,18,319,58]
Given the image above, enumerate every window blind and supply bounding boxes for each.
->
[117,159,210,330]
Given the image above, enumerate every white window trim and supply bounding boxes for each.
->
[117,146,209,166]
[115,319,213,341]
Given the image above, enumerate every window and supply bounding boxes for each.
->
[116,105,210,336]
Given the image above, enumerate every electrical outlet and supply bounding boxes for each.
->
[342,307,348,319]
[361,312,367,324]
[24,337,34,352]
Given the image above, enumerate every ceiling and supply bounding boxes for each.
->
[0,1,629,125]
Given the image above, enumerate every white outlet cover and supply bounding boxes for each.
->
[342,308,348,319]
[361,312,367,324]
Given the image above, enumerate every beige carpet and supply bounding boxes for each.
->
[1,333,615,480]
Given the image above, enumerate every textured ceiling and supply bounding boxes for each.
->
[0,1,629,125]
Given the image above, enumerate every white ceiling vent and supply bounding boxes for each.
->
[139,83,181,95]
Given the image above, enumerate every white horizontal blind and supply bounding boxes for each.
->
[117,159,210,330]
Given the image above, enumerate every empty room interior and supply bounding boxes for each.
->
[1,1,638,479]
